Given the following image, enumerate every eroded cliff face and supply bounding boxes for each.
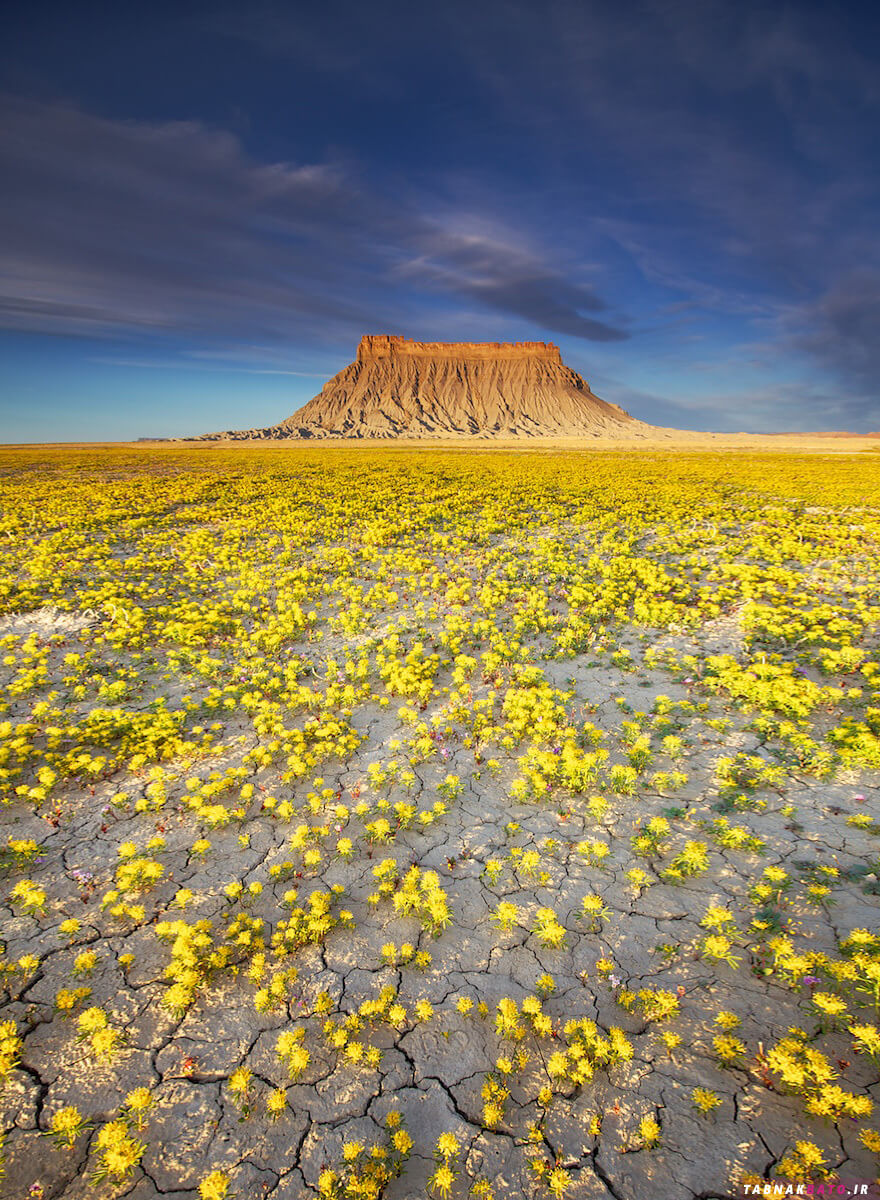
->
[355,335,563,362]
[191,336,652,439]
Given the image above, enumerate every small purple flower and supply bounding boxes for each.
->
[609,974,621,987]
[854,794,866,803]
[803,975,819,987]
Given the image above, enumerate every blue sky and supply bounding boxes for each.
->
[1,0,879,440]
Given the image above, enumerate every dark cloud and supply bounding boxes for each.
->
[448,2,879,312]
[394,227,627,342]
[0,96,628,348]
[596,376,861,434]
[792,271,880,402]
[3,0,879,431]
[459,0,880,413]
[688,381,872,433]
[465,276,627,342]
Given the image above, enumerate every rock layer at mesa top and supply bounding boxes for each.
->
[190,335,653,440]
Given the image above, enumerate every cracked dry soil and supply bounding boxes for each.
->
[1,445,879,1200]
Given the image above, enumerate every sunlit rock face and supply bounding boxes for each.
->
[193,336,652,439]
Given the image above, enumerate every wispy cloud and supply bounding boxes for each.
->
[3,0,880,431]
[448,4,879,296]
[0,95,628,349]
[89,356,327,376]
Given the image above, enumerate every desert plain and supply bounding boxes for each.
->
[1,438,880,1200]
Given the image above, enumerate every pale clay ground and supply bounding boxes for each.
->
[1,597,878,1200]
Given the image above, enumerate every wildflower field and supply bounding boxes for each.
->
[1,443,880,1200]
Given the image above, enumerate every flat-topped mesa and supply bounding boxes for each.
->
[187,333,655,440]
[357,334,562,363]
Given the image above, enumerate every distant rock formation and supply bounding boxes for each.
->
[189,335,653,439]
